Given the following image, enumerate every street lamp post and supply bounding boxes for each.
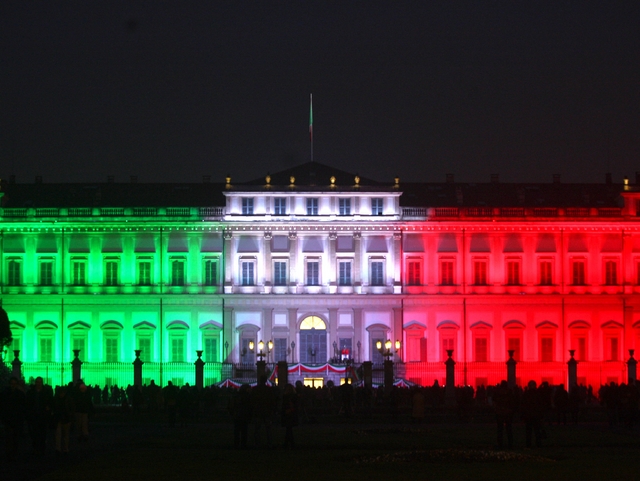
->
[377,339,401,390]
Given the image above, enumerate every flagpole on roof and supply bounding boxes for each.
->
[309,93,313,163]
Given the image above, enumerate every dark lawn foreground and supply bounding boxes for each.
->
[2,416,639,481]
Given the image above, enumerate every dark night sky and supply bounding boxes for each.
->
[2,1,639,184]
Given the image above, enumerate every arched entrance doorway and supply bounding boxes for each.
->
[299,316,327,364]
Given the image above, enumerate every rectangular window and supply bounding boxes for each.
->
[506,259,520,285]
[138,337,151,361]
[575,337,587,361]
[441,337,454,362]
[71,259,87,285]
[306,198,318,215]
[105,338,119,362]
[338,260,352,286]
[171,338,185,362]
[475,337,488,362]
[242,198,254,215]
[72,337,87,360]
[339,198,351,215]
[604,260,618,285]
[473,259,487,285]
[507,337,521,362]
[39,338,53,362]
[306,260,320,286]
[572,259,586,285]
[138,260,152,285]
[274,338,288,362]
[204,337,217,362]
[370,261,384,286]
[371,198,383,216]
[539,260,553,286]
[105,260,119,286]
[408,260,422,286]
[607,337,619,362]
[7,259,21,286]
[440,259,454,286]
[274,197,286,215]
[39,260,54,286]
[203,259,218,286]
[171,259,185,286]
[541,337,553,362]
[241,261,255,286]
[274,260,287,286]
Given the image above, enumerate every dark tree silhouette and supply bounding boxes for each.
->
[0,305,12,349]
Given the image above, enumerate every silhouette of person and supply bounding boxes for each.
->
[1,376,26,462]
[493,380,515,449]
[281,383,298,449]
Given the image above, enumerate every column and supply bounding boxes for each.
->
[328,232,337,293]
[393,231,402,293]
[223,306,234,362]
[288,231,298,293]
[223,229,233,294]
[263,231,272,292]
[288,307,298,363]
[353,231,362,293]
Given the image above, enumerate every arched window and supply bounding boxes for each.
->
[68,321,90,362]
[167,321,189,362]
[568,321,590,361]
[101,321,123,363]
[503,320,525,361]
[300,316,327,364]
[437,321,459,362]
[35,320,58,363]
[133,321,156,362]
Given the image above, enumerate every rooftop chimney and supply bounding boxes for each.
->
[491,174,499,184]
[446,173,454,183]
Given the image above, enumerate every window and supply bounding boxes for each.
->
[171,337,185,362]
[475,337,488,362]
[408,260,422,286]
[440,259,454,286]
[473,259,488,286]
[203,336,217,362]
[274,338,288,362]
[274,260,287,286]
[338,260,352,286]
[574,336,587,361]
[241,338,255,363]
[72,336,87,360]
[539,259,553,286]
[241,260,255,286]
[507,337,521,362]
[604,259,618,285]
[71,259,87,285]
[339,198,351,215]
[370,261,384,286]
[39,259,54,286]
[306,260,320,286]
[203,258,218,286]
[274,197,286,215]
[572,259,586,285]
[506,259,520,285]
[606,337,620,361]
[441,337,454,362]
[39,338,53,362]
[242,198,254,215]
[171,259,185,286]
[7,259,21,286]
[371,198,383,216]
[138,337,151,361]
[105,337,119,362]
[105,259,119,286]
[306,198,318,215]
[138,259,152,285]
[540,337,554,362]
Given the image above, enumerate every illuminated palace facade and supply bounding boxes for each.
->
[2,163,640,388]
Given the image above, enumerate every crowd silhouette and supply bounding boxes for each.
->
[2,373,639,461]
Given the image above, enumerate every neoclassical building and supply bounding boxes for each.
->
[2,163,640,388]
